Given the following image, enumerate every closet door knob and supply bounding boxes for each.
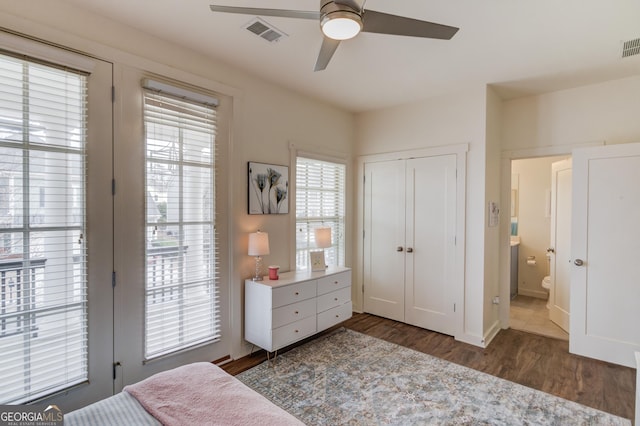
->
[574,259,584,266]
[406,247,414,253]
[397,246,404,252]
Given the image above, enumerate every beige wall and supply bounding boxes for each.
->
[355,87,489,345]
[497,75,640,330]
[502,75,640,150]
[0,1,355,360]
[4,0,640,361]
[483,87,503,338]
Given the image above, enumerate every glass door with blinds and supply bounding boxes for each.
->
[113,68,229,388]
[0,37,114,410]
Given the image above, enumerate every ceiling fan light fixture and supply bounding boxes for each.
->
[321,11,362,40]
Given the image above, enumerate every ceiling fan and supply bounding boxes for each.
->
[209,1,459,71]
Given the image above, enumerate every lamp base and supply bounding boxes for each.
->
[253,256,264,281]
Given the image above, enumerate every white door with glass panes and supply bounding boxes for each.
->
[0,34,113,410]
[113,66,230,389]
[363,154,458,336]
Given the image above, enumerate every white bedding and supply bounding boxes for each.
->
[65,390,159,426]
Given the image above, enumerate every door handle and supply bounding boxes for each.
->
[396,246,404,252]
[574,259,584,266]
[406,247,413,253]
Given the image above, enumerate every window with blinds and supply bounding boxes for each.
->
[295,156,346,270]
[0,53,88,403]
[143,82,220,360]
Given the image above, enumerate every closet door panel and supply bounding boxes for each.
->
[405,155,457,335]
[363,160,406,322]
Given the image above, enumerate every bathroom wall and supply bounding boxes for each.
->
[511,156,567,298]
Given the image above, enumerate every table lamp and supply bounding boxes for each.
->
[312,227,332,271]
[248,231,269,281]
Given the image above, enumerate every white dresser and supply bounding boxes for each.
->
[244,266,352,352]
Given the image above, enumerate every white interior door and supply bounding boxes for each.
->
[549,159,571,332]
[570,142,640,368]
[363,160,406,321]
[404,155,457,335]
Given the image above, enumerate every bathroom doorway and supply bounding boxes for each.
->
[509,156,570,340]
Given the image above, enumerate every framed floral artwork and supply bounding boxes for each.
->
[248,162,289,214]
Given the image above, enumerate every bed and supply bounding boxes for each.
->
[65,362,304,426]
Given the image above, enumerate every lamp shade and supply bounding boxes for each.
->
[314,227,332,249]
[248,231,270,256]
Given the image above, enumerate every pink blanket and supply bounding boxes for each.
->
[124,362,304,426]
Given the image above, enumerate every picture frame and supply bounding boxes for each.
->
[310,251,326,272]
[248,162,289,215]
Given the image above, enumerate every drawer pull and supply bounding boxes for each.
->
[295,292,299,296]
[335,315,340,318]
[334,297,338,301]
[294,311,299,315]
[295,329,299,333]
[334,281,338,284]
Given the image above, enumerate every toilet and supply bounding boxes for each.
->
[541,275,551,309]
[541,275,551,290]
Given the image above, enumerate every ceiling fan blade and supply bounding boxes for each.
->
[314,37,341,71]
[209,5,320,20]
[362,10,459,40]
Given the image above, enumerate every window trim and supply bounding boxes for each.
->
[289,143,349,271]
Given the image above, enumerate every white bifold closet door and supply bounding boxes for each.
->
[363,154,457,336]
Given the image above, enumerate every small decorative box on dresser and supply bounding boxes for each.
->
[245,266,352,353]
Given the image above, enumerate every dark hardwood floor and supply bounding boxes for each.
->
[221,313,636,421]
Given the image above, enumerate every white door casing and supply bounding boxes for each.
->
[363,153,458,336]
[570,142,640,368]
[549,159,571,333]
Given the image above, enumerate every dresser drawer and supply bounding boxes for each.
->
[317,301,352,330]
[272,316,316,350]
[272,280,316,308]
[317,271,351,296]
[272,298,316,329]
[317,286,351,313]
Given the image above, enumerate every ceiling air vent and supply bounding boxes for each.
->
[622,38,640,58]
[244,18,288,43]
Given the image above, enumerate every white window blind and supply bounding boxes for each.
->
[296,156,346,270]
[0,53,88,403]
[143,84,220,360]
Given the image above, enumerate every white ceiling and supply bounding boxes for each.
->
[58,0,640,112]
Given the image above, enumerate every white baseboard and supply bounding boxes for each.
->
[517,288,548,299]
[456,332,486,348]
[483,320,502,347]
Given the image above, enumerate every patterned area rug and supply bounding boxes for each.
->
[237,328,630,425]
